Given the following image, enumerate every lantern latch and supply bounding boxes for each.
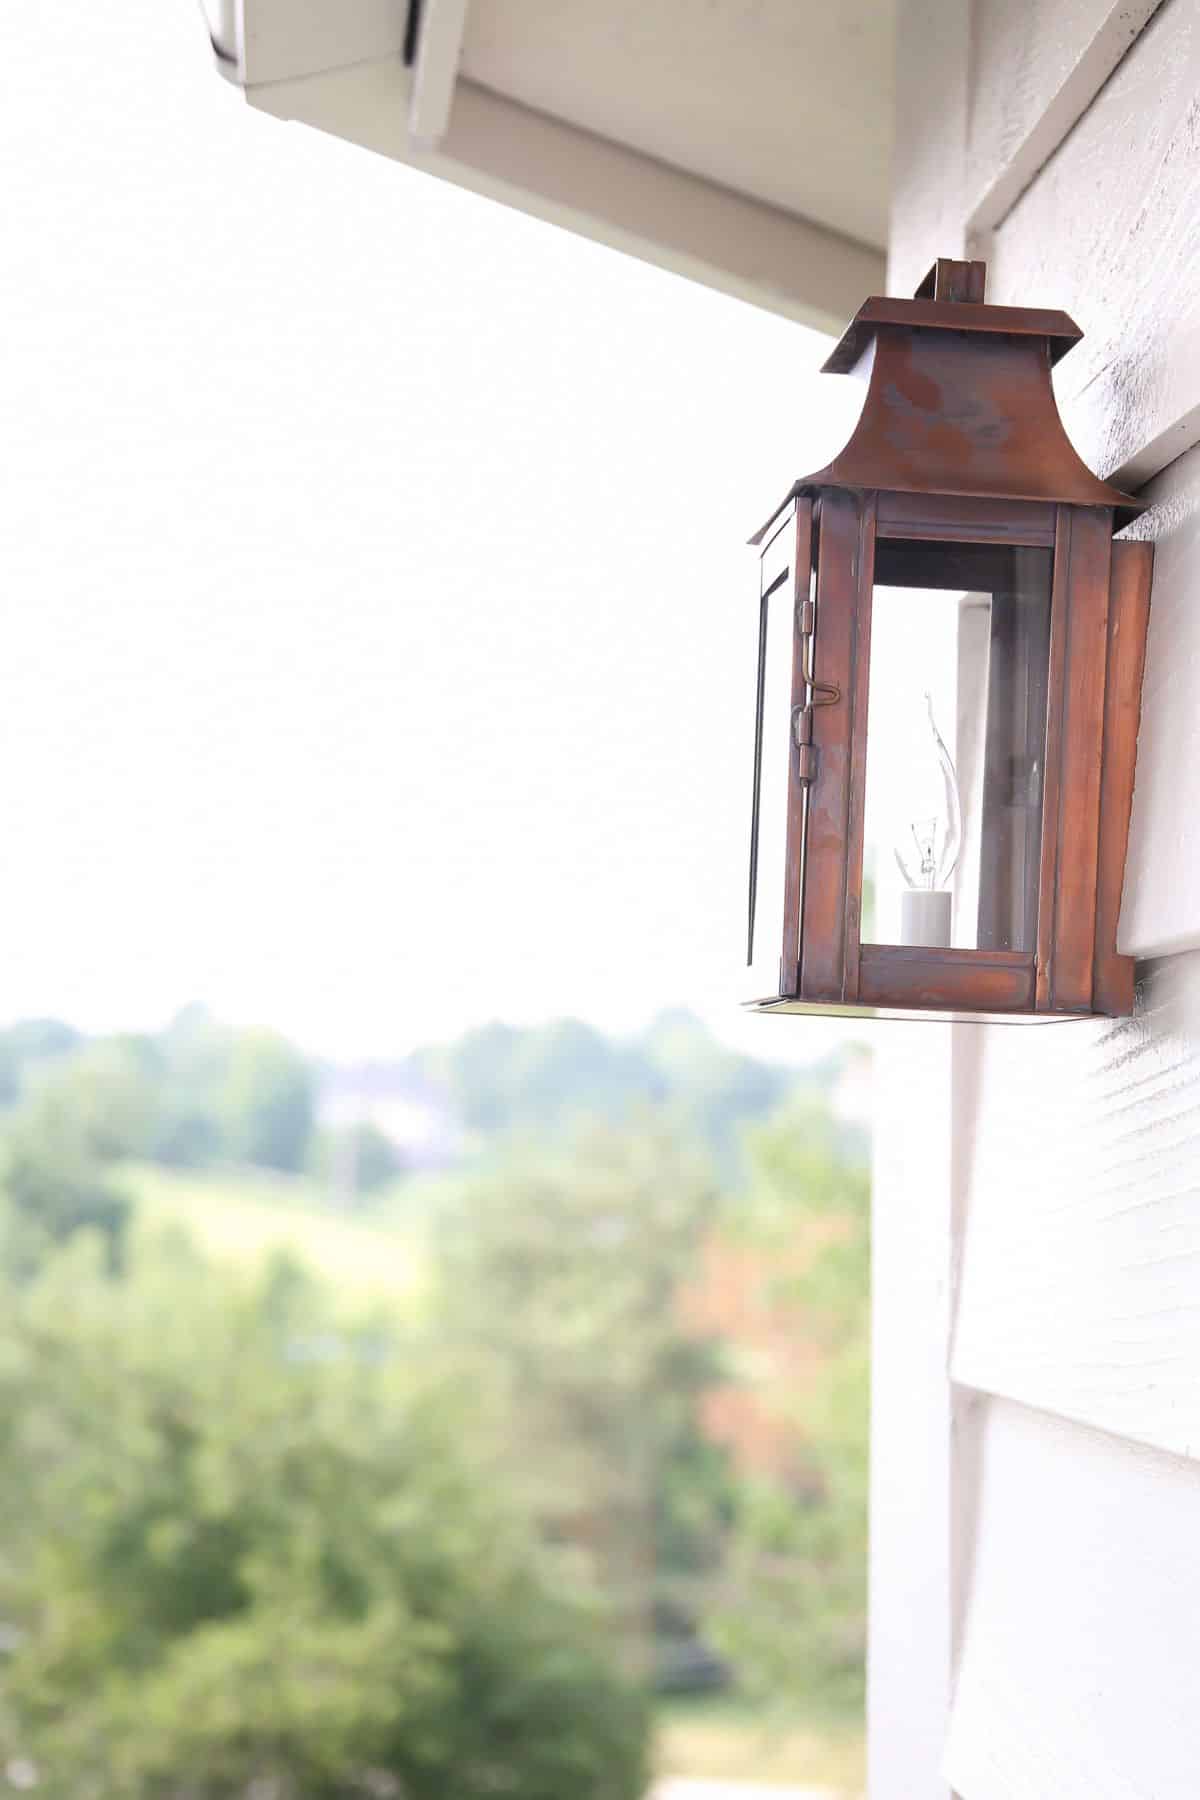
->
[792,593,840,786]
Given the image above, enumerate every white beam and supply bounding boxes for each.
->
[247,57,883,336]
[409,0,472,148]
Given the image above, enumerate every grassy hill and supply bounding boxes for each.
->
[656,1694,864,1792]
[122,1162,427,1303]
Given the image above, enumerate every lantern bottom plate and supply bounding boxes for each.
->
[742,997,1089,1026]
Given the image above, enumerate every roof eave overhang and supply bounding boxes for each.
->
[196,3,886,337]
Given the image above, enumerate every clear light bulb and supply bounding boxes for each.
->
[893,692,962,946]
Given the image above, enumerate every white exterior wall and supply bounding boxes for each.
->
[876,1,1200,1793]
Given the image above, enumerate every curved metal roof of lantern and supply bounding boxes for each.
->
[752,257,1143,541]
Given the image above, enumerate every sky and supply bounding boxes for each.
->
[4,3,863,1063]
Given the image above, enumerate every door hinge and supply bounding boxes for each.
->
[792,704,818,783]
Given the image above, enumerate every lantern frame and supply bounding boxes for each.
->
[745,259,1154,1022]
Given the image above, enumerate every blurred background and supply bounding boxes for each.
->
[1,4,870,1795]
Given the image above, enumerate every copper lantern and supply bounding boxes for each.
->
[745,258,1153,1021]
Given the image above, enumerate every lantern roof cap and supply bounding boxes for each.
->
[822,294,1083,374]
[752,257,1143,542]
[823,254,1083,372]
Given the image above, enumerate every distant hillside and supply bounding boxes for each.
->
[396,1008,845,1175]
[0,1007,862,1198]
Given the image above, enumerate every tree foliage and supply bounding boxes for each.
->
[311,1121,405,1207]
[0,1018,81,1106]
[412,1010,800,1174]
[0,999,872,1780]
[433,1119,734,1675]
[0,1236,650,1799]
[219,1029,316,1173]
[708,1102,870,1716]
[0,1041,146,1273]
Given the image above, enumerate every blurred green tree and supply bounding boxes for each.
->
[0,1234,650,1799]
[220,1028,316,1173]
[147,1006,238,1167]
[412,1011,796,1174]
[433,1119,732,1677]
[708,1099,870,1718]
[312,1121,405,1208]
[0,1017,81,1107]
[0,1040,155,1272]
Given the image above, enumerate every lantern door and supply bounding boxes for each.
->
[748,492,1149,1019]
[745,497,813,1002]
[745,491,863,1006]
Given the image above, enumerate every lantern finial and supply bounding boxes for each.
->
[913,257,987,304]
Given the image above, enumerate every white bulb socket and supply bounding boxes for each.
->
[900,889,952,948]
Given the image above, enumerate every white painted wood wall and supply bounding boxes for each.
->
[874,2,1200,1793]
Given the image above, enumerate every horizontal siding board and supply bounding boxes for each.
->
[886,6,1200,1791]
[954,9,1200,1460]
[966,0,1164,232]
[1120,441,1200,958]
[946,1397,1200,1799]
[950,961,1200,1459]
[988,0,1200,489]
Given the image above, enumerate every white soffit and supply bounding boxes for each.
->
[462,0,893,250]
[199,0,890,336]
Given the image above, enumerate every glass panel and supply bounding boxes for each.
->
[745,527,800,997]
[861,540,1053,953]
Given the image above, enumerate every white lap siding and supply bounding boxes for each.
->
[946,1399,1200,1800]
[985,0,1200,491]
[878,1,1200,1794]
